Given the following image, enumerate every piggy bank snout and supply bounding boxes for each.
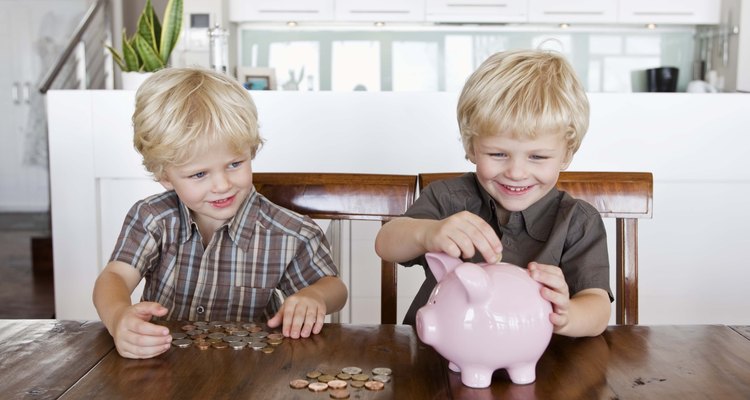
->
[415,308,435,344]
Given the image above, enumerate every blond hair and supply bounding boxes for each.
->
[457,49,589,161]
[132,67,263,180]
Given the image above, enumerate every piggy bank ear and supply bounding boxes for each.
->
[454,263,490,304]
[425,252,462,282]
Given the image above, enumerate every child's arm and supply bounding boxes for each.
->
[375,211,503,264]
[528,262,611,337]
[267,276,347,339]
[93,261,172,358]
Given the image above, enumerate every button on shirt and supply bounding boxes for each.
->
[109,189,338,322]
[401,172,612,326]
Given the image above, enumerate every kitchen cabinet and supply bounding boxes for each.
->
[228,0,335,22]
[0,0,85,211]
[424,0,528,23]
[618,0,721,25]
[528,0,618,24]
[335,0,424,22]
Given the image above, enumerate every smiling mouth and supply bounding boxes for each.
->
[501,184,532,193]
[210,195,235,208]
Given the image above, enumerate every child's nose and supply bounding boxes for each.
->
[212,173,231,192]
[505,159,527,180]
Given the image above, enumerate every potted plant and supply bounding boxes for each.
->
[108,0,183,88]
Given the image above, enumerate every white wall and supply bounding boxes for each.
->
[48,90,750,325]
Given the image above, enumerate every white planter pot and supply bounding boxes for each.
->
[121,72,154,90]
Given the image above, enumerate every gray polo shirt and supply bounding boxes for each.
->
[401,172,613,326]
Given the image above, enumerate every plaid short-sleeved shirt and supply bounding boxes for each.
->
[109,189,338,322]
[401,172,613,326]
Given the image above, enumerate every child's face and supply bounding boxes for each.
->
[159,140,253,233]
[471,130,571,212]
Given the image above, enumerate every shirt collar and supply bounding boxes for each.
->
[474,176,561,242]
[176,189,259,246]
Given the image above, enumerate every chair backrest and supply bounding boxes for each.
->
[253,172,418,324]
[418,171,653,325]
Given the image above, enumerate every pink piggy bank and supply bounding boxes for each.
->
[416,252,553,388]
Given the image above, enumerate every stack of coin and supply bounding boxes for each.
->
[290,366,393,397]
[168,320,283,352]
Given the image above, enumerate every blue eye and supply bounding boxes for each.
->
[190,171,206,179]
[229,161,242,169]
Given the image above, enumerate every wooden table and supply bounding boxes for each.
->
[2,321,749,399]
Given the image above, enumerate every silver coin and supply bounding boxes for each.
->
[170,332,188,340]
[250,342,268,350]
[250,331,269,338]
[207,332,226,339]
[234,330,250,337]
[372,367,392,376]
[230,342,246,350]
[172,339,192,348]
[223,335,243,343]
[373,375,391,383]
[186,329,203,336]
[193,321,208,327]
[341,366,362,375]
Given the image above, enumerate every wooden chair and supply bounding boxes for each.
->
[253,172,418,324]
[418,172,653,325]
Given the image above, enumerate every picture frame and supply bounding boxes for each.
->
[237,67,277,90]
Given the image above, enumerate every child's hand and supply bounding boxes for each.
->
[110,302,172,359]
[267,291,326,339]
[424,211,503,263]
[527,262,571,333]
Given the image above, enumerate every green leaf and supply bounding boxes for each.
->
[159,0,183,65]
[122,30,141,72]
[106,45,126,71]
[137,0,160,57]
[134,34,165,72]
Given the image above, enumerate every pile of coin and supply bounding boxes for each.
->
[289,366,392,398]
[169,321,283,352]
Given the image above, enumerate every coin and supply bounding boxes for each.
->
[336,373,351,380]
[308,382,328,392]
[208,332,226,340]
[261,346,274,354]
[223,335,243,343]
[327,380,347,390]
[196,342,210,350]
[351,374,369,381]
[329,389,350,399]
[495,253,503,263]
[349,381,365,389]
[170,332,187,340]
[289,379,309,389]
[181,324,196,331]
[364,381,385,391]
[267,338,283,346]
[267,332,284,341]
[306,370,322,379]
[317,374,336,383]
[211,341,228,349]
[373,375,391,383]
[230,342,246,350]
[172,339,192,348]
[341,366,362,375]
[234,330,250,337]
[372,367,392,376]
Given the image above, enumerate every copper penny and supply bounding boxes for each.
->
[196,342,210,350]
[351,374,369,381]
[211,341,228,349]
[306,370,322,379]
[364,381,385,391]
[329,389,351,399]
[308,382,328,392]
[181,324,196,331]
[327,380,347,390]
[289,379,309,389]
